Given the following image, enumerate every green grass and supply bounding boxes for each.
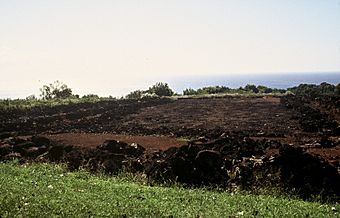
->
[0,161,339,217]
[0,97,117,109]
[0,92,286,109]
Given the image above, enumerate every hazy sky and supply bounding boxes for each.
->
[1,0,340,98]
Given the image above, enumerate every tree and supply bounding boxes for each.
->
[40,81,73,99]
[183,88,197,95]
[244,84,259,93]
[126,90,143,99]
[335,83,340,95]
[26,94,36,100]
[147,82,174,97]
[319,82,335,94]
[82,94,99,99]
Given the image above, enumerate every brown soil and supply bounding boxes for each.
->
[119,96,301,137]
[1,96,339,163]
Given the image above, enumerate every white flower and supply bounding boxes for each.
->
[237,211,244,216]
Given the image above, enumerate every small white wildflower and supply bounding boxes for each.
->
[47,185,53,189]
[237,211,244,216]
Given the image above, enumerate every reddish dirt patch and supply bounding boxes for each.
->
[43,133,186,152]
[306,146,340,161]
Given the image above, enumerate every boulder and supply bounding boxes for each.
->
[0,143,12,157]
[47,145,65,162]
[193,150,227,185]
[0,132,16,139]
[274,145,340,198]
[3,152,22,160]
[30,135,51,147]
[97,140,145,157]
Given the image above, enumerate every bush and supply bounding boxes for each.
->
[147,82,174,97]
[287,83,337,97]
[126,90,143,99]
[25,95,36,100]
[183,88,197,95]
[82,94,99,99]
[126,83,175,99]
[336,83,340,95]
[40,81,73,99]
[244,84,259,93]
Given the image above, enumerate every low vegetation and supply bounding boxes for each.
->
[0,96,116,109]
[126,82,174,99]
[288,82,340,97]
[0,161,339,217]
[183,84,286,96]
[1,81,339,109]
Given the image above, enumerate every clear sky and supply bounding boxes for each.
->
[1,0,340,98]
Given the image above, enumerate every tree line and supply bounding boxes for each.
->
[33,81,340,100]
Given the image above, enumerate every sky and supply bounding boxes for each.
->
[1,0,340,98]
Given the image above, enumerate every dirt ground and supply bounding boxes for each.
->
[118,96,301,137]
[1,95,339,163]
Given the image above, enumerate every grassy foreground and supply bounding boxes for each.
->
[0,162,339,217]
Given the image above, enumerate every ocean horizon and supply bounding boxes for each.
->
[167,72,340,94]
[1,72,340,99]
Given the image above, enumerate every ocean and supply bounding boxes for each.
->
[167,72,340,93]
[1,72,340,99]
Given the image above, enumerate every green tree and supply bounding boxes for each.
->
[183,88,197,95]
[335,83,340,95]
[126,90,143,99]
[147,82,174,96]
[244,84,259,93]
[40,81,73,99]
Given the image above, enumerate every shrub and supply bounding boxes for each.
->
[82,94,99,99]
[25,95,36,100]
[288,83,337,97]
[183,88,197,95]
[126,90,143,99]
[336,83,340,95]
[40,81,73,99]
[147,82,174,97]
[244,84,259,93]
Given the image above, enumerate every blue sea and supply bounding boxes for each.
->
[1,72,340,99]
[167,72,340,93]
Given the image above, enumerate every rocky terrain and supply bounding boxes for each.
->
[1,94,340,200]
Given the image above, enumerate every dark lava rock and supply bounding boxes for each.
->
[97,140,145,157]
[30,135,51,147]
[23,146,48,158]
[3,152,22,160]
[0,144,12,157]
[274,145,340,198]
[47,145,66,162]
[146,144,229,186]
[320,137,336,148]
[101,155,125,174]
[13,142,36,153]
[193,150,227,185]
[194,150,222,172]
[0,132,16,139]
